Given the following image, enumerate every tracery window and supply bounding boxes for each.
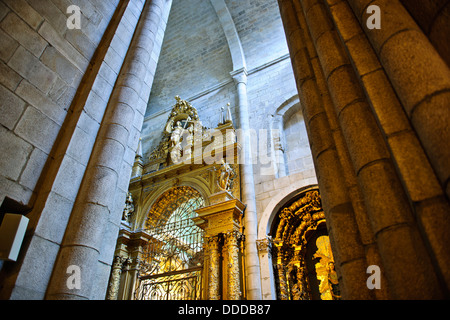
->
[271,189,341,300]
[135,186,205,300]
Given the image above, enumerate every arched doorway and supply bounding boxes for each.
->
[270,188,340,300]
[135,186,206,300]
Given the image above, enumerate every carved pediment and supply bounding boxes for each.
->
[148,96,227,169]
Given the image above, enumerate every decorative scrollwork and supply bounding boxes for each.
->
[272,189,340,300]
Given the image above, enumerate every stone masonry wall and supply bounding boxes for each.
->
[0,0,119,209]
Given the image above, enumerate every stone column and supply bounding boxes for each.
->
[256,237,276,300]
[288,0,444,298]
[46,0,172,300]
[347,0,450,200]
[325,0,450,297]
[224,231,243,300]
[206,236,221,300]
[277,0,373,299]
[231,68,262,300]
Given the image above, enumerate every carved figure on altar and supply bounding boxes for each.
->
[122,192,135,222]
[170,121,183,147]
[217,159,236,191]
[313,236,341,300]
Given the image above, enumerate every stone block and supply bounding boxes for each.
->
[338,100,389,173]
[361,69,410,136]
[345,32,380,77]
[12,234,60,300]
[307,111,334,157]
[0,12,47,57]
[51,154,86,201]
[376,224,442,299]
[46,244,98,300]
[98,220,120,265]
[66,126,96,166]
[0,28,19,62]
[0,1,9,21]
[328,0,361,42]
[387,130,442,202]
[335,257,373,300]
[380,29,450,116]
[0,83,26,130]
[84,90,108,123]
[411,91,450,190]
[0,175,33,208]
[315,31,348,79]
[0,61,22,91]
[90,261,112,300]
[315,148,349,211]
[40,46,82,86]
[8,46,57,94]
[327,65,365,115]
[15,80,67,126]
[327,205,364,263]
[64,28,96,61]
[304,0,334,43]
[14,105,61,154]
[95,138,126,174]
[34,191,74,244]
[2,0,44,30]
[357,160,412,234]
[111,188,127,225]
[103,46,124,74]
[27,0,67,36]
[64,201,110,249]
[117,161,133,194]
[38,21,89,72]
[98,61,117,86]
[298,79,323,122]
[0,125,33,181]
[92,73,114,99]
[18,147,48,191]
[77,165,118,210]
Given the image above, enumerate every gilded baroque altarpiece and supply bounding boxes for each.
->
[107,97,245,300]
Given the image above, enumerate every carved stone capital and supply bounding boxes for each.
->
[230,68,248,86]
[256,237,273,257]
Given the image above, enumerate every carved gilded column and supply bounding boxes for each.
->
[206,236,221,300]
[194,194,246,300]
[276,263,288,300]
[224,231,243,300]
[106,256,126,300]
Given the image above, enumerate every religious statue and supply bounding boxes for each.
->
[170,121,183,147]
[217,159,236,192]
[122,192,135,223]
[313,235,341,300]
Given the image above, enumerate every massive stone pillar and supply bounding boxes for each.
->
[347,0,450,200]
[231,68,262,300]
[277,0,374,300]
[278,0,450,299]
[46,0,172,300]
